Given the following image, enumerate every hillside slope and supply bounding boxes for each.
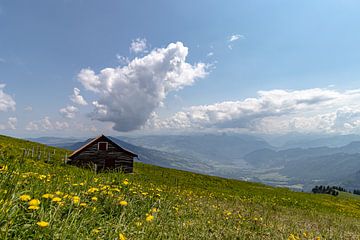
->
[0,135,360,239]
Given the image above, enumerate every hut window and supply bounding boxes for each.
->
[98,142,108,151]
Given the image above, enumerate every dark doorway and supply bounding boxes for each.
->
[104,158,115,169]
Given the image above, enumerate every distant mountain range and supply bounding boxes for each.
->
[267,133,360,149]
[28,133,360,191]
[122,133,273,164]
[27,136,82,145]
[244,142,360,190]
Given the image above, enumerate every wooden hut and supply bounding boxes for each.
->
[67,135,137,173]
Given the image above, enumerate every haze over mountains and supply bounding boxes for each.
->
[28,133,360,191]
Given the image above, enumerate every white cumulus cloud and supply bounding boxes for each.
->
[7,117,17,130]
[130,38,147,54]
[228,34,245,42]
[59,105,78,119]
[25,122,39,131]
[70,88,88,106]
[150,88,360,134]
[26,117,69,131]
[116,54,130,65]
[0,84,16,112]
[0,117,17,130]
[228,34,245,49]
[78,42,208,132]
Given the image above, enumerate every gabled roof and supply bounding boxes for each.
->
[68,135,138,159]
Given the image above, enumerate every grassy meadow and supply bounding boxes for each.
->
[0,134,360,239]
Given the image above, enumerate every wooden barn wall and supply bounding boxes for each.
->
[70,140,134,173]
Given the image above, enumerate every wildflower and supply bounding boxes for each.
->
[146,214,154,222]
[39,175,46,180]
[119,200,128,206]
[42,193,54,199]
[151,207,158,213]
[28,199,40,206]
[123,179,129,185]
[87,187,99,193]
[91,197,98,202]
[20,195,31,201]
[72,196,80,204]
[91,228,101,234]
[55,191,63,196]
[288,234,299,240]
[80,203,87,207]
[37,221,49,228]
[52,197,62,202]
[28,205,40,210]
[0,165,8,172]
[119,233,126,240]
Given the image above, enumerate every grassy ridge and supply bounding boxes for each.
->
[0,135,360,239]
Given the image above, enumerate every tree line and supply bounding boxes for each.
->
[312,185,360,196]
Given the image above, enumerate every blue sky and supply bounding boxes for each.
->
[1,0,360,137]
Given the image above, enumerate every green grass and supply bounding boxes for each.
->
[1,134,360,239]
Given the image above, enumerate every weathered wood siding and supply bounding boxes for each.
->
[69,138,134,173]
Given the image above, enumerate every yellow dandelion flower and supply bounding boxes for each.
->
[123,179,129,185]
[37,221,49,228]
[28,205,40,210]
[146,214,154,222]
[55,191,63,196]
[72,196,80,204]
[39,175,46,180]
[20,194,31,201]
[151,207,158,213]
[119,200,128,206]
[52,197,62,202]
[288,234,299,240]
[80,202,87,207]
[42,193,54,199]
[91,228,101,234]
[28,199,40,206]
[0,165,8,172]
[87,187,99,193]
[119,233,126,240]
